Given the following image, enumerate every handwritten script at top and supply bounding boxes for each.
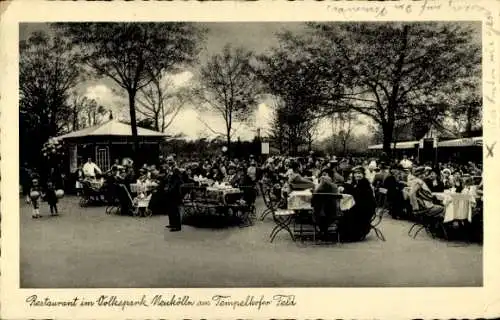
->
[327,0,497,21]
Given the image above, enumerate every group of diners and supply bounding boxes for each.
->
[38,151,482,240]
[72,154,262,231]
[256,153,483,242]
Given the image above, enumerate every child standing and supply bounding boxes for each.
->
[28,178,42,219]
[44,181,59,216]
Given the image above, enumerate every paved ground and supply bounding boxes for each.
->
[20,196,482,288]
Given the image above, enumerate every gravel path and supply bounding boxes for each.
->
[20,196,482,288]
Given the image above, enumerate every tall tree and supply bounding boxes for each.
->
[303,22,481,154]
[256,33,341,155]
[20,30,81,167]
[447,76,482,136]
[66,93,107,131]
[194,44,259,156]
[55,22,204,165]
[135,72,191,133]
[335,111,359,155]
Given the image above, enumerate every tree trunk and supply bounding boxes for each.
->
[73,110,78,131]
[382,122,394,156]
[155,113,160,132]
[465,105,473,136]
[342,137,348,155]
[226,133,231,159]
[128,89,140,170]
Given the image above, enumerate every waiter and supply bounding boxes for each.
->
[83,158,102,179]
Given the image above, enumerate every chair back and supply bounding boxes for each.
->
[311,192,343,219]
[376,187,388,208]
[238,185,256,204]
[259,181,276,208]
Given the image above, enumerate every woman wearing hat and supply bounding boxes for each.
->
[222,163,237,184]
[338,165,376,242]
[408,166,444,219]
[327,160,345,185]
[451,170,464,193]
[425,168,445,193]
[441,168,453,189]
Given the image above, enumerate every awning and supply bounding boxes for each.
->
[368,137,483,150]
[438,137,482,147]
[368,141,419,150]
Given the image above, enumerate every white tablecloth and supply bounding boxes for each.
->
[130,183,157,194]
[205,186,243,205]
[206,186,242,195]
[287,190,355,211]
[433,192,476,223]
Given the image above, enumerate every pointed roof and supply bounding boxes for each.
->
[57,120,168,140]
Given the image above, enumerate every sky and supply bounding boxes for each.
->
[20,22,314,141]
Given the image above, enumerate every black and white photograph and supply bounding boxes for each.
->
[17,20,483,288]
[1,1,499,319]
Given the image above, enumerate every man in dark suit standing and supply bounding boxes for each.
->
[165,167,184,232]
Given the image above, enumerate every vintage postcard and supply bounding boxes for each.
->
[1,0,499,318]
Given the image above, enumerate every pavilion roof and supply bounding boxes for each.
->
[57,120,168,140]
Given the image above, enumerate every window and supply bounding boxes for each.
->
[95,146,110,172]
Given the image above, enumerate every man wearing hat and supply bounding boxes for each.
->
[327,158,345,185]
[165,166,183,232]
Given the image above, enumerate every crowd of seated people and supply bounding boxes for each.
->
[48,150,481,239]
[81,155,262,227]
[257,153,482,242]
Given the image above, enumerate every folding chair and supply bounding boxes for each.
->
[373,187,388,227]
[259,181,282,221]
[366,187,388,241]
[408,209,448,240]
[235,185,257,227]
[269,208,296,243]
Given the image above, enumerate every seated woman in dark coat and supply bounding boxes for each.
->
[338,166,376,242]
[425,169,445,193]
